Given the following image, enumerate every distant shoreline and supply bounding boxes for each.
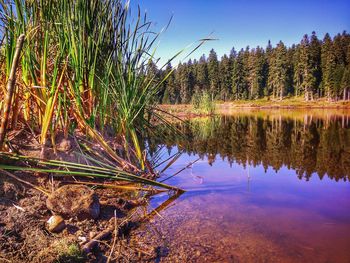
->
[220,98,350,109]
[160,98,350,119]
[224,104,350,109]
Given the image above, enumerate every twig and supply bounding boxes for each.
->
[0,169,50,195]
[66,180,166,193]
[82,210,137,254]
[70,134,90,165]
[160,157,201,182]
[0,34,25,150]
[82,229,112,254]
[107,210,118,263]
[140,191,183,222]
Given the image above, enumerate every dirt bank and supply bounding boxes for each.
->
[0,131,175,262]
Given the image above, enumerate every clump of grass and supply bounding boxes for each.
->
[192,90,216,114]
[56,242,84,263]
[36,238,84,263]
[0,152,181,191]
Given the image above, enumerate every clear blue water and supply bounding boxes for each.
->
[146,112,350,262]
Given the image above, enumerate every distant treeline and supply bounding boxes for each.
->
[151,31,350,103]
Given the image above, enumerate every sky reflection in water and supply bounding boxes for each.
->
[147,111,350,262]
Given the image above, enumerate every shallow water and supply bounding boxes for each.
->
[146,110,350,262]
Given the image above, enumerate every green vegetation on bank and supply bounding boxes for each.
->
[191,91,215,114]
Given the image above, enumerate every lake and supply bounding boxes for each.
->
[139,109,350,262]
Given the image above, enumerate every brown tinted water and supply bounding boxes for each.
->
[144,110,350,263]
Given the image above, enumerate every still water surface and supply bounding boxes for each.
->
[145,110,350,262]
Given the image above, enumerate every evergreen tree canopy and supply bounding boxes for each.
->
[154,31,350,104]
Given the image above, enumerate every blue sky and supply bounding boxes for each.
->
[133,0,350,65]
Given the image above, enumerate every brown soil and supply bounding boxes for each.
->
[0,176,165,262]
[0,131,167,262]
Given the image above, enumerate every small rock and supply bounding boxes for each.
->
[78,236,87,243]
[46,185,100,220]
[57,138,72,152]
[47,215,66,233]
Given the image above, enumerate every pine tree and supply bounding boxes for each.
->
[232,49,248,99]
[333,32,350,100]
[164,63,178,104]
[175,63,189,103]
[293,44,303,97]
[286,44,295,95]
[341,65,350,100]
[146,60,162,102]
[269,41,288,99]
[229,47,237,61]
[147,60,159,81]
[333,33,347,66]
[299,34,317,101]
[162,88,170,104]
[186,59,195,102]
[342,46,350,100]
[266,40,275,97]
[247,46,265,99]
[309,31,322,98]
[334,64,345,100]
[321,33,332,98]
[207,49,220,98]
[196,54,209,91]
[219,54,232,100]
[321,34,339,100]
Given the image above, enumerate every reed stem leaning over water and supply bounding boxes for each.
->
[0,34,25,150]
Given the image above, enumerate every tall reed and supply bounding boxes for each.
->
[0,0,180,168]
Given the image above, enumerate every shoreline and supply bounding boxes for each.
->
[162,99,350,112]
[159,100,350,120]
[218,98,350,109]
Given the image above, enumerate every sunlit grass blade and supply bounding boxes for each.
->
[0,152,183,191]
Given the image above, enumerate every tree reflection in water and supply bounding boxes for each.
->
[149,113,350,182]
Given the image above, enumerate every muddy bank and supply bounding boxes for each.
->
[0,173,164,262]
[0,131,177,262]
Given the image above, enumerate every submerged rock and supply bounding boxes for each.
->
[47,215,66,233]
[46,185,100,220]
